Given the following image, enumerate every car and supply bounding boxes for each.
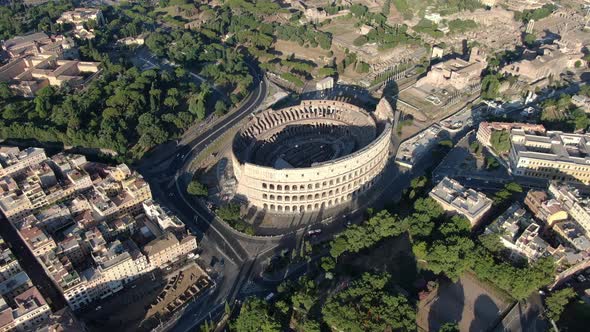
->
[307,229,322,236]
[538,290,545,295]
[131,285,137,289]
[95,306,102,311]
[264,293,275,301]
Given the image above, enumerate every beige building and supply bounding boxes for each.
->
[56,8,104,26]
[0,54,100,97]
[0,177,33,224]
[231,99,393,213]
[509,130,590,185]
[524,190,568,227]
[1,33,75,60]
[548,183,590,236]
[429,177,493,226]
[416,47,487,91]
[0,287,51,332]
[572,94,590,113]
[0,240,22,284]
[0,147,47,178]
[17,216,57,258]
[142,232,197,268]
[485,203,551,262]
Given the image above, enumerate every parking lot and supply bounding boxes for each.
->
[80,263,211,332]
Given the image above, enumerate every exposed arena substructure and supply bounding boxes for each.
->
[231,99,394,214]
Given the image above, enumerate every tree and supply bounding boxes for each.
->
[355,61,370,73]
[217,203,241,222]
[504,182,523,193]
[479,233,503,254]
[232,298,281,332]
[189,94,206,120]
[329,210,402,259]
[34,86,55,118]
[523,33,536,47]
[322,273,416,332]
[545,288,576,322]
[481,74,500,100]
[321,256,336,272]
[490,130,511,153]
[470,141,483,155]
[187,180,208,196]
[353,35,368,47]
[438,139,453,148]
[0,82,12,100]
[485,155,499,169]
[214,100,227,116]
[439,322,460,332]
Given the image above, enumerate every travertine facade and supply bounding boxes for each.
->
[232,99,393,213]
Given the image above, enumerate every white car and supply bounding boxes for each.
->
[307,229,322,236]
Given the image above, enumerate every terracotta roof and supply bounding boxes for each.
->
[0,308,13,328]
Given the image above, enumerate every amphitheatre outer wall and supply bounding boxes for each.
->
[231,99,394,214]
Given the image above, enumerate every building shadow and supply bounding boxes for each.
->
[469,294,501,332]
[427,279,465,332]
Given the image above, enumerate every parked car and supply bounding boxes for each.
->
[307,229,322,236]
[265,293,275,301]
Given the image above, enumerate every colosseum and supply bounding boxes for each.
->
[230,98,394,214]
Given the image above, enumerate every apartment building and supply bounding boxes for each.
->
[0,147,46,178]
[0,147,199,312]
[429,177,493,226]
[17,215,56,258]
[548,183,590,235]
[485,203,551,262]
[509,130,590,185]
[0,177,33,224]
[142,200,185,232]
[524,190,568,227]
[142,232,197,268]
[0,272,33,305]
[60,239,149,311]
[0,287,51,332]
[553,221,590,252]
[0,241,22,283]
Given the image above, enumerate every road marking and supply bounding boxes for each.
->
[174,176,245,262]
[181,79,265,164]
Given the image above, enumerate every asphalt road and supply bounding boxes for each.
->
[134,50,281,332]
